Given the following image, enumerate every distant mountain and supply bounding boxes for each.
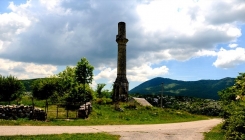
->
[129,77,235,100]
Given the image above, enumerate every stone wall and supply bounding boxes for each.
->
[0,105,46,121]
[78,102,92,119]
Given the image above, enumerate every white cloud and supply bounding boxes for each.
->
[229,43,238,48]
[0,0,245,81]
[94,64,169,84]
[133,0,243,64]
[195,50,217,57]
[213,47,245,68]
[0,1,32,53]
[0,58,57,79]
[94,67,117,83]
[128,64,169,82]
[39,0,61,11]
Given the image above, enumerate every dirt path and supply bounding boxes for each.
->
[0,119,222,140]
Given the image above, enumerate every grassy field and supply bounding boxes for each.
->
[0,103,209,126]
[0,96,210,126]
[0,96,215,139]
[0,133,120,140]
[204,123,225,140]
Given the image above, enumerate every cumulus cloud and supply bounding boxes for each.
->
[0,0,244,82]
[213,47,245,68]
[205,0,245,24]
[94,67,117,83]
[128,64,169,82]
[94,64,169,84]
[1,0,244,66]
[0,58,57,79]
[229,43,238,48]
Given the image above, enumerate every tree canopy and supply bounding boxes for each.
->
[219,73,245,139]
[0,75,25,104]
[75,57,94,103]
[75,57,94,85]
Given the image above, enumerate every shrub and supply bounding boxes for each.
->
[95,98,112,105]
[219,73,245,139]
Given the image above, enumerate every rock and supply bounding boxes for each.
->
[0,104,46,121]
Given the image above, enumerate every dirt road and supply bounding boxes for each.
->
[0,119,222,140]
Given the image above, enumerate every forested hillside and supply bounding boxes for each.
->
[20,78,42,92]
[129,77,235,100]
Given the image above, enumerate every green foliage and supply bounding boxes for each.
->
[95,97,113,105]
[143,95,221,116]
[57,66,76,96]
[31,78,60,100]
[130,77,235,100]
[204,123,225,140]
[56,59,95,103]
[0,133,120,140]
[0,75,25,104]
[75,57,94,85]
[219,73,245,139]
[65,84,95,103]
[95,83,112,102]
[0,100,209,126]
[96,83,106,98]
[75,57,94,103]
[20,78,41,92]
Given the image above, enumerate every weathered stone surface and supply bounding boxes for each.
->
[78,102,92,119]
[0,105,46,121]
[113,22,129,102]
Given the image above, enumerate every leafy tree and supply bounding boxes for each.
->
[57,66,76,95]
[57,66,95,103]
[96,83,106,98]
[102,89,112,98]
[65,83,95,103]
[95,84,112,104]
[0,75,25,104]
[219,73,245,139]
[32,78,60,113]
[75,58,94,103]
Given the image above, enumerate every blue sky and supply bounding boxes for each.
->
[0,0,245,90]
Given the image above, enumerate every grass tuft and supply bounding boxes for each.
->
[0,133,120,140]
[204,123,225,140]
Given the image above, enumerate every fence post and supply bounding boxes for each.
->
[56,104,58,119]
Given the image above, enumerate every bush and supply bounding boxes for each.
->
[95,98,112,105]
[219,73,245,139]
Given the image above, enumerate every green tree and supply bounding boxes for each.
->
[219,73,245,139]
[65,83,95,103]
[75,57,94,103]
[102,89,112,98]
[32,78,59,113]
[57,66,76,94]
[96,83,106,98]
[0,75,25,104]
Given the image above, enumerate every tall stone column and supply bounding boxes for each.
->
[113,22,129,102]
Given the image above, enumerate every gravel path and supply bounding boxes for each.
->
[0,118,222,140]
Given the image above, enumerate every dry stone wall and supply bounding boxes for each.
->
[0,105,46,121]
[78,102,92,119]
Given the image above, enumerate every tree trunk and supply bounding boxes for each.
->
[84,82,86,104]
[56,105,58,119]
[45,99,48,119]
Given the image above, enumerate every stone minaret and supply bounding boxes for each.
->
[113,22,129,102]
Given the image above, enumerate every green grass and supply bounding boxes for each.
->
[204,123,225,140]
[0,103,209,126]
[0,133,120,140]
[0,95,210,125]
